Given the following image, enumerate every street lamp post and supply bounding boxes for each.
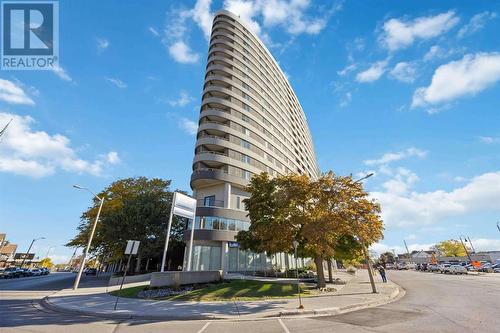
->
[20,237,45,268]
[497,221,500,232]
[72,185,105,290]
[292,240,303,309]
[45,246,54,259]
[354,173,377,294]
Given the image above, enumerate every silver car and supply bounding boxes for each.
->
[449,265,467,275]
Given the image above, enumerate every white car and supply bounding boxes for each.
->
[449,265,467,275]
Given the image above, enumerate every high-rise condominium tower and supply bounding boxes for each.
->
[184,10,319,273]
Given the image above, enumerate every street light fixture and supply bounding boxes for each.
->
[354,172,374,184]
[292,240,303,309]
[20,237,45,268]
[72,184,105,290]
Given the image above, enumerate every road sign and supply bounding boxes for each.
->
[124,240,140,255]
[172,192,197,220]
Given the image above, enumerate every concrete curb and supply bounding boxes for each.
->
[278,285,404,318]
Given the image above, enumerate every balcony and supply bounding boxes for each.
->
[197,199,225,208]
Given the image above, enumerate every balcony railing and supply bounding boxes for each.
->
[197,199,225,208]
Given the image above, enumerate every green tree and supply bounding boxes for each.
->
[237,172,384,288]
[67,177,186,272]
[435,240,470,257]
[379,251,395,265]
[39,257,54,268]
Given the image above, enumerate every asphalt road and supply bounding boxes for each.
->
[1,270,499,332]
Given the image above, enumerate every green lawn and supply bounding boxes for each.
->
[110,279,310,301]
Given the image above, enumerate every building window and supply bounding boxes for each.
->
[236,196,241,209]
[204,195,215,206]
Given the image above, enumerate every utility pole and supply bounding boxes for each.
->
[403,239,412,265]
[458,237,473,262]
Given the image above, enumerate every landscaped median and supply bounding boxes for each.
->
[110,279,318,301]
[41,270,403,320]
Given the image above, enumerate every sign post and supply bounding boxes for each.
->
[160,192,197,272]
[114,240,140,311]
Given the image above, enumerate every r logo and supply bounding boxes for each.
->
[1,1,58,70]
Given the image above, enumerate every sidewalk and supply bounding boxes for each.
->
[41,270,403,320]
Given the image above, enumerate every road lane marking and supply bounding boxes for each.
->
[278,318,291,333]
[197,321,211,333]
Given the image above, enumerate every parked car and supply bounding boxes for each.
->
[84,268,97,276]
[428,264,440,272]
[493,267,500,273]
[385,263,395,270]
[449,265,467,274]
[21,268,34,277]
[406,263,416,270]
[2,267,22,278]
[478,263,493,273]
[30,268,42,276]
[439,263,451,273]
[396,262,408,270]
[40,267,50,275]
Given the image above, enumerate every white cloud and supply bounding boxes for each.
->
[380,11,459,51]
[224,0,262,35]
[423,45,464,62]
[96,38,109,51]
[479,136,500,144]
[364,147,427,166]
[390,62,417,83]
[49,254,71,264]
[52,64,73,82]
[457,11,497,38]
[169,41,200,64]
[412,52,500,108]
[148,27,160,37]
[337,63,357,76]
[371,171,500,228]
[372,239,500,255]
[370,242,435,256]
[192,0,215,39]
[339,92,352,107]
[178,117,198,135]
[0,79,35,105]
[105,77,127,89]
[259,0,329,35]
[471,238,500,251]
[381,167,419,195]
[160,0,331,63]
[356,59,388,83]
[106,151,120,164]
[168,91,193,107]
[0,112,118,178]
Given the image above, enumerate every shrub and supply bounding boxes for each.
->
[346,266,357,275]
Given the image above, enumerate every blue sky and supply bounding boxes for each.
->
[1,0,500,262]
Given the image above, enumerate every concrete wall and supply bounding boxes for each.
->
[108,273,151,286]
[150,270,223,287]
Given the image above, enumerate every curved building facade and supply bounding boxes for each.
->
[184,10,319,272]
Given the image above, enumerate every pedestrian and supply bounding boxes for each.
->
[378,266,387,283]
